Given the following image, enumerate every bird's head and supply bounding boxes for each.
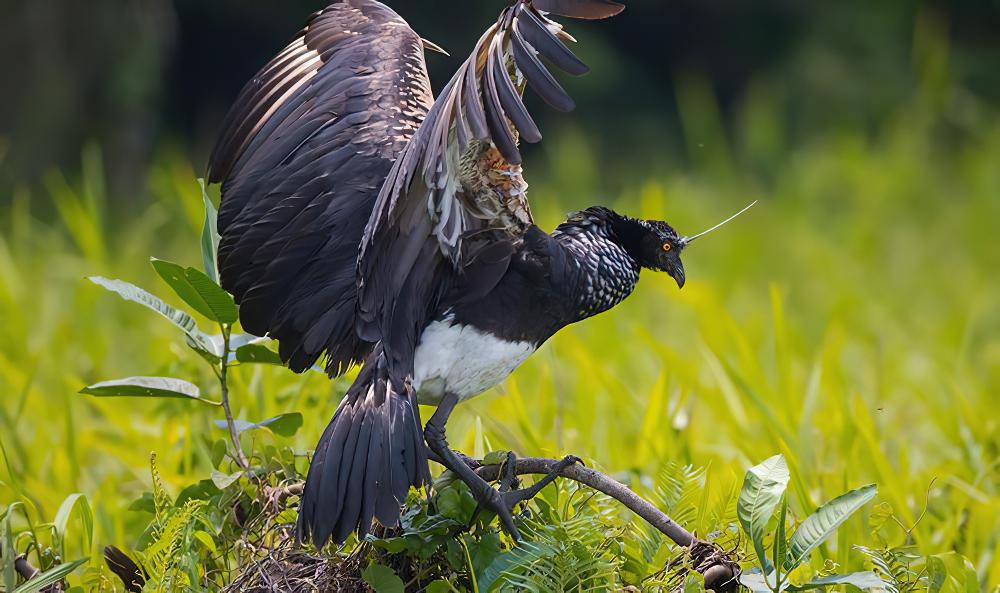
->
[631,219,687,289]
[612,201,758,290]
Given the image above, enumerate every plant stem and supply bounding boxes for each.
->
[219,325,248,469]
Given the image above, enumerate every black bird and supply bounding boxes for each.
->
[207,0,750,548]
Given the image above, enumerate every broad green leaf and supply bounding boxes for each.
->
[785,571,886,591]
[424,580,455,593]
[738,454,790,570]
[926,555,946,593]
[81,377,219,405]
[210,470,243,490]
[88,276,217,354]
[190,333,260,365]
[227,333,267,352]
[53,494,93,557]
[370,537,408,554]
[210,440,228,469]
[193,530,218,555]
[198,179,221,283]
[175,480,221,507]
[150,258,238,324]
[234,343,283,365]
[213,413,303,437]
[482,450,511,466]
[683,572,707,593]
[933,552,979,593]
[771,496,788,585]
[738,571,775,593]
[784,484,877,572]
[12,558,87,593]
[362,563,404,593]
[127,493,155,514]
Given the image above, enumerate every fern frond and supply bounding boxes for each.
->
[496,498,621,592]
[652,462,706,533]
[149,453,173,524]
[139,499,206,592]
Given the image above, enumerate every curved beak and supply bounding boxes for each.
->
[669,259,686,289]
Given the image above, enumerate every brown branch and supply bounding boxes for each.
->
[471,456,695,547]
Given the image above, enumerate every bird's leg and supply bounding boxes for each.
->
[467,452,583,539]
[424,393,523,539]
[425,396,585,541]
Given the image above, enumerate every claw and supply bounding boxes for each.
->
[470,453,584,542]
[498,451,520,494]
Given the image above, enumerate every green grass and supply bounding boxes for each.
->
[0,98,998,590]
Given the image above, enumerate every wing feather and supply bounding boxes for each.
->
[206,0,435,376]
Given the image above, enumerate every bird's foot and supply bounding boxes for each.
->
[470,453,583,541]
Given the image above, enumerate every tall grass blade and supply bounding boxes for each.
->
[53,494,93,558]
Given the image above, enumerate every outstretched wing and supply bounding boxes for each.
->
[207,0,434,375]
[357,0,624,375]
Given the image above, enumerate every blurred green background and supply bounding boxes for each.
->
[0,0,998,590]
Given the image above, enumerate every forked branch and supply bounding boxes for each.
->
[471,456,695,547]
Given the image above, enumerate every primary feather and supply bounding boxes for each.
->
[207,0,433,375]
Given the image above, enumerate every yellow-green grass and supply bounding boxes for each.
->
[0,109,998,589]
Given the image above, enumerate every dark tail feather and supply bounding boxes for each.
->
[103,546,146,593]
[297,348,429,548]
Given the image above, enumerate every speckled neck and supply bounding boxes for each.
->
[552,209,641,321]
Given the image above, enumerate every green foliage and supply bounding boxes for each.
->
[149,259,238,325]
[363,564,406,593]
[737,454,880,592]
[738,454,789,573]
[783,484,877,573]
[80,376,215,404]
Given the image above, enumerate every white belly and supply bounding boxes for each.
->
[412,318,536,405]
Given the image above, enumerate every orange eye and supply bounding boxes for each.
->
[662,243,672,252]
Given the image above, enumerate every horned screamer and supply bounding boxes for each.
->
[207,0,753,547]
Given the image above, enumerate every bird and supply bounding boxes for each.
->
[206,0,752,549]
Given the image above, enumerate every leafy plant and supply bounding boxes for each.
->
[737,454,882,592]
[82,181,290,470]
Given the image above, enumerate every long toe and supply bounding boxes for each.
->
[472,486,521,541]
[504,455,584,506]
[498,451,520,494]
